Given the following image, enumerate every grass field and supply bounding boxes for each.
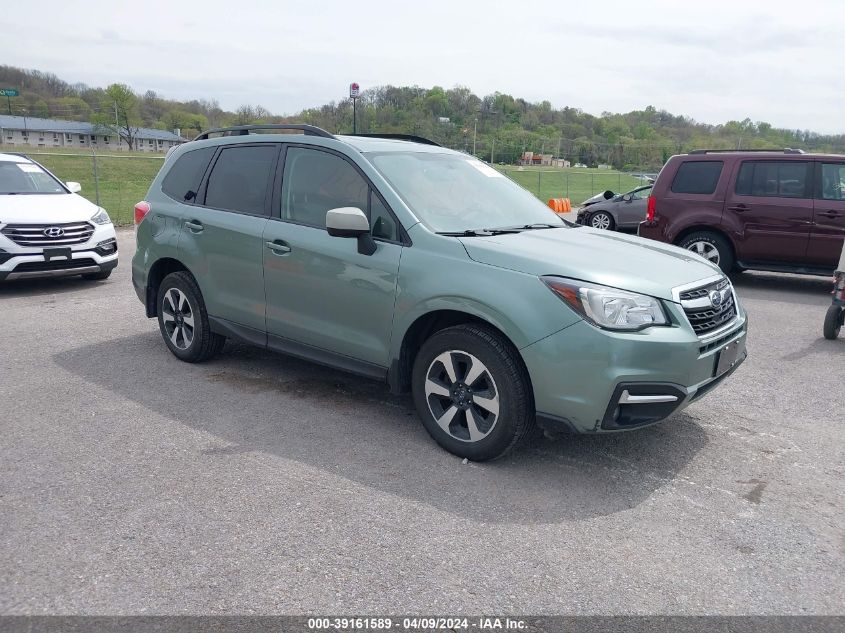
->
[2,146,164,225]
[3,146,649,225]
[495,165,648,205]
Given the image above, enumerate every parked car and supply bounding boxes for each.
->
[132,125,747,461]
[639,149,845,275]
[0,153,117,281]
[576,184,653,231]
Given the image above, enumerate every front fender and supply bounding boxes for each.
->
[389,231,581,362]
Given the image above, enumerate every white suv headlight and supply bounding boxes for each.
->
[542,276,668,331]
[90,208,111,225]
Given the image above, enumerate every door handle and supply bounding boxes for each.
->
[727,204,748,213]
[184,220,204,232]
[821,210,842,218]
[265,240,291,255]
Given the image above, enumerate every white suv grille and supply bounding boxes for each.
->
[1,222,95,247]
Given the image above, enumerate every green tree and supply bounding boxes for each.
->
[94,83,142,150]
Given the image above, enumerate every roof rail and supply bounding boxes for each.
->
[347,133,442,147]
[193,124,334,141]
[688,148,806,155]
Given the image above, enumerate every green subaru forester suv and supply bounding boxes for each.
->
[132,125,747,460]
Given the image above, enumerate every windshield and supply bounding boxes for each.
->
[0,161,66,194]
[369,151,567,233]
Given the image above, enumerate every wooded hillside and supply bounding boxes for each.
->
[3,65,843,169]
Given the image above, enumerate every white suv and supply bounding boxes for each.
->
[0,153,118,282]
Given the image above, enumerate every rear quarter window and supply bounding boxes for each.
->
[670,161,724,195]
[734,160,811,198]
[161,147,215,202]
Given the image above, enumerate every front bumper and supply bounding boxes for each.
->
[523,309,748,434]
[0,226,119,281]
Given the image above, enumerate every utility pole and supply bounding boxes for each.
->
[490,137,495,164]
[472,118,477,156]
[114,101,122,149]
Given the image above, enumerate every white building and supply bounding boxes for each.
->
[0,115,184,152]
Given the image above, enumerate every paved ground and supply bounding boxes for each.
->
[0,229,842,615]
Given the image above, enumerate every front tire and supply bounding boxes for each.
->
[678,231,735,274]
[823,305,842,340]
[589,211,615,231]
[411,324,534,461]
[156,271,225,362]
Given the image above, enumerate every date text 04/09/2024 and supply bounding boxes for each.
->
[306,617,528,630]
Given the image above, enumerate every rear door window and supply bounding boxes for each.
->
[161,147,215,202]
[735,161,812,198]
[670,161,724,194]
[203,145,278,215]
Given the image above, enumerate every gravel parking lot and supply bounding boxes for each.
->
[1,228,842,615]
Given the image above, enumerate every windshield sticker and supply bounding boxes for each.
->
[466,160,504,178]
[17,164,42,173]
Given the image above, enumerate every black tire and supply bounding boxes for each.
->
[411,324,535,461]
[156,271,225,362]
[81,269,112,281]
[823,305,843,340]
[589,211,615,231]
[678,230,735,274]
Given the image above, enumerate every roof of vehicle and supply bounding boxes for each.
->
[336,134,454,154]
[190,124,455,155]
[681,149,845,159]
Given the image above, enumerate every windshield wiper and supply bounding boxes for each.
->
[437,228,524,237]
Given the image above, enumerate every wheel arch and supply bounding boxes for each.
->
[389,308,532,396]
[144,257,192,318]
[674,225,737,259]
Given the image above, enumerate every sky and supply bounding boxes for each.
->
[2,0,843,133]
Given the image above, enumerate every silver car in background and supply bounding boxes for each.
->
[576,184,652,231]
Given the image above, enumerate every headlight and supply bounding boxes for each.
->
[542,276,668,331]
[90,208,111,225]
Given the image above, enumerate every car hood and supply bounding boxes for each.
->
[459,227,720,301]
[0,193,99,225]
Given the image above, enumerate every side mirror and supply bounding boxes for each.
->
[66,181,82,193]
[622,194,632,202]
[326,207,376,255]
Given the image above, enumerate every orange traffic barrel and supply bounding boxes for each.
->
[547,198,571,213]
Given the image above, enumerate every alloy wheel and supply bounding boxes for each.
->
[161,288,195,350]
[424,350,500,443]
[590,213,612,230]
[687,240,721,265]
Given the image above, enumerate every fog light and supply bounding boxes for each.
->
[95,239,117,255]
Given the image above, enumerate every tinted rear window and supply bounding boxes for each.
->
[670,161,724,195]
[161,147,215,202]
[735,161,811,198]
[204,145,277,215]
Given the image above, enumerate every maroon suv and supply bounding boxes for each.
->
[638,149,845,275]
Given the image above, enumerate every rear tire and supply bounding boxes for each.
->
[156,271,225,362]
[823,305,842,340]
[411,324,534,461]
[589,211,615,231]
[678,231,735,274]
[81,269,112,281]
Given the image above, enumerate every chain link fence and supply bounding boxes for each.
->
[3,148,164,225]
[494,166,651,206]
[6,145,652,225]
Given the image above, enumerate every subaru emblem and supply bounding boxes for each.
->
[709,290,723,307]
